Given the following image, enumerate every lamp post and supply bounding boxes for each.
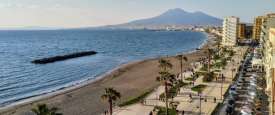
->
[221,74,225,100]
[200,95,202,115]
[155,88,158,106]
[231,68,235,80]
[199,92,202,115]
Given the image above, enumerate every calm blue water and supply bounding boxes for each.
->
[0,29,207,106]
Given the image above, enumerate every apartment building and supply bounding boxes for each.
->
[222,16,239,46]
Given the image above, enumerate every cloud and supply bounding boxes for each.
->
[0,3,14,8]
[0,2,41,9]
[0,3,5,8]
[28,4,39,9]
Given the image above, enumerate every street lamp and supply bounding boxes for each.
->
[231,68,236,80]
[198,92,202,115]
[221,74,225,100]
[200,94,202,115]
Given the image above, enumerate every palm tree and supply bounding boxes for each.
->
[206,48,214,73]
[31,104,62,115]
[169,101,179,110]
[157,58,175,115]
[158,58,173,72]
[157,71,175,115]
[101,88,121,115]
[217,40,221,56]
[176,55,188,80]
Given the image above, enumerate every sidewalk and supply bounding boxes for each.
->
[112,46,247,115]
[175,46,246,115]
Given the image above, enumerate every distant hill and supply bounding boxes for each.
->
[0,8,222,30]
[111,8,222,28]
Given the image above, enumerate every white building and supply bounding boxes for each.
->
[222,16,239,46]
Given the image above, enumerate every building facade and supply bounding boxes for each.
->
[258,14,275,115]
[263,28,275,114]
[261,15,275,96]
[238,23,246,39]
[253,16,264,40]
[270,28,275,114]
[261,14,275,44]
[222,16,239,46]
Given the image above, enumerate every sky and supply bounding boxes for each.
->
[0,0,275,28]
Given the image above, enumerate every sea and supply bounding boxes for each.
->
[0,29,207,106]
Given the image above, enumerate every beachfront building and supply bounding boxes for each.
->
[222,16,239,46]
[269,28,275,115]
[262,28,275,114]
[261,14,275,44]
[238,23,246,39]
[261,14,275,93]
[253,16,265,41]
[259,14,275,114]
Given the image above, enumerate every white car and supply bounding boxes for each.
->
[240,106,253,115]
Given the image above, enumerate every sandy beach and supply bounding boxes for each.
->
[0,35,215,115]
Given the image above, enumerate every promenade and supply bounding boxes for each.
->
[112,46,247,115]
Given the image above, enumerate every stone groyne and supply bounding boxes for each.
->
[32,51,97,64]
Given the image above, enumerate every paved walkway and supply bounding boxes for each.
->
[112,46,247,115]
[176,46,247,115]
[113,104,154,115]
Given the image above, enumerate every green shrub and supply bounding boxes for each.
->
[195,71,207,76]
[185,77,194,81]
[213,61,222,68]
[119,89,153,107]
[229,50,235,56]
[203,72,215,82]
[213,54,221,61]
[191,84,207,93]
[200,64,208,71]
[159,81,188,99]
[177,80,188,87]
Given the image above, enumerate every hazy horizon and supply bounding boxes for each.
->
[0,0,275,28]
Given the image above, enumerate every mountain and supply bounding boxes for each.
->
[115,8,222,27]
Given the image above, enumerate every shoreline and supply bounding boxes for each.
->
[0,58,146,109]
[0,32,209,108]
[0,33,214,115]
[0,46,204,108]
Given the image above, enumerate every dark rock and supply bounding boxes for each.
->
[32,51,97,64]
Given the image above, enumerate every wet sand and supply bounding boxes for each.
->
[0,36,215,115]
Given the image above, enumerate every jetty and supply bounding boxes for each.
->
[32,51,97,64]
